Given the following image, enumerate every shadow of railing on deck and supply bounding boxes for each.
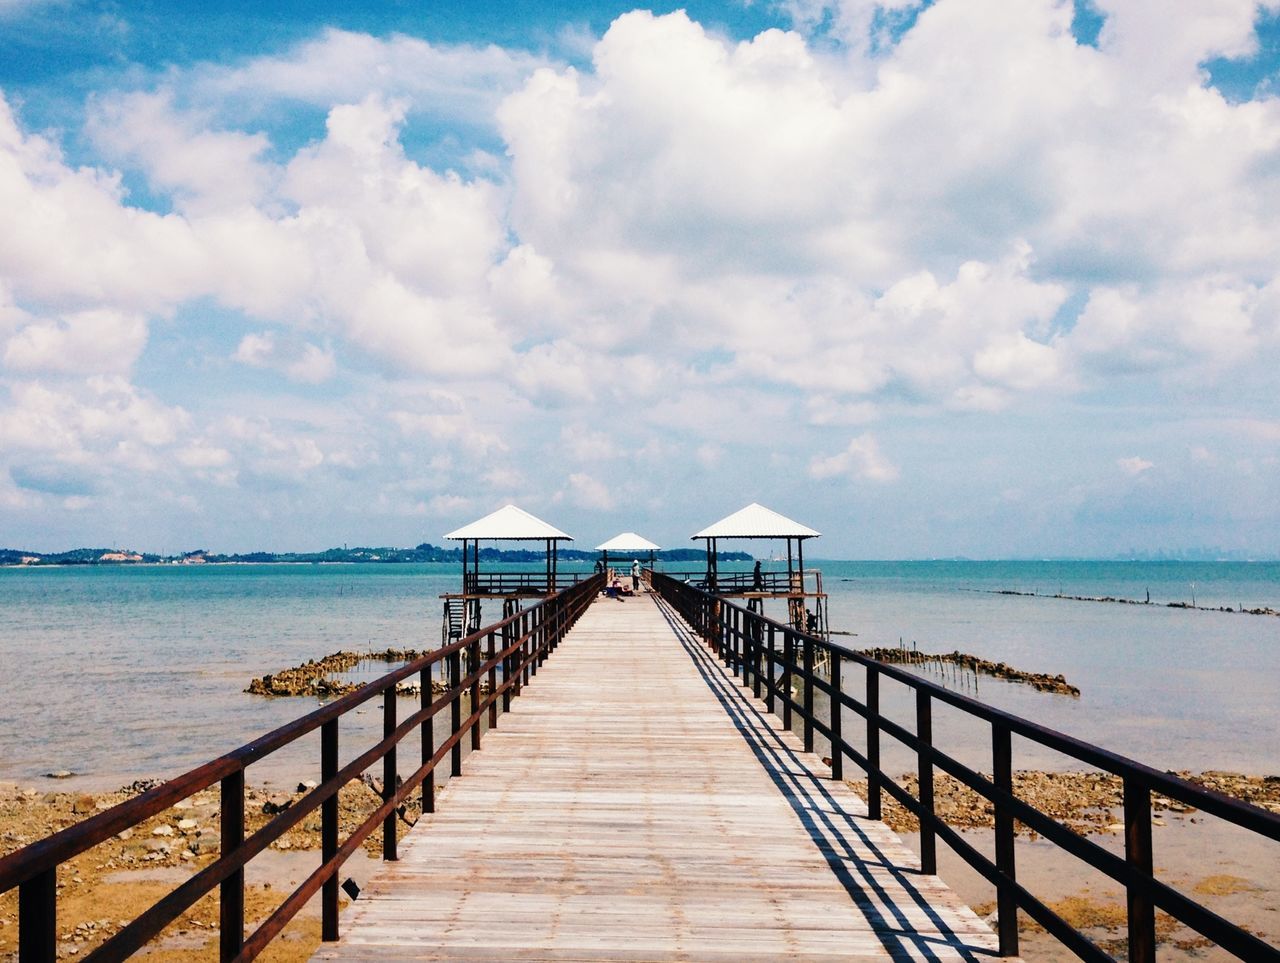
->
[653,594,994,963]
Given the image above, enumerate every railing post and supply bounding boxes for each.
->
[383,685,398,861]
[421,665,434,814]
[782,631,794,732]
[803,634,814,753]
[731,607,741,677]
[449,648,463,777]
[501,619,512,712]
[1124,778,1156,963]
[18,867,56,962]
[470,636,482,752]
[321,719,339,941]
[829,650,842,780]
[765,623,776,714]
[220,769,245,961]
[751,617,762,700]
[523,611,533,687]
[916,689,936,874]
[531,603,542,676]
[487,630,498,729]
[992,722,1018,956]
[866,666,881,820]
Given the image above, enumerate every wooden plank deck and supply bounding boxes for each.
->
[312,593,1005,961]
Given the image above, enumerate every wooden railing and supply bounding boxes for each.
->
[0,575,602,962]
[651,572,1280,963]
[460,572,585,595]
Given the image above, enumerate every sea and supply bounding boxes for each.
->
[1,559,1277,790]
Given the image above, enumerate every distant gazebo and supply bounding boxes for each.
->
[691,503,827,636]
[595,532,661,575]
[440,505,573,641]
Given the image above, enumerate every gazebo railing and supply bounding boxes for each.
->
[0,575,602,962]
[650,572,1280,963]
[461,572,585,596]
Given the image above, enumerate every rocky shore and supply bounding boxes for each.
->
[843,768,1280,835]
[855,645,1081,696]
[0,778,427,961]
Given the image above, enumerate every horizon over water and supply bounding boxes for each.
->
[1,559,1277,789]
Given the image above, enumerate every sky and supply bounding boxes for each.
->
[1,0,1280,559]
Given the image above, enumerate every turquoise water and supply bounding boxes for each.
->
[1,560,1277,788]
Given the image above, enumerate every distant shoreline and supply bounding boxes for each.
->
[0,546,753,568]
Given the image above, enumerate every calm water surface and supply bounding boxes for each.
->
[1,560,1277,788]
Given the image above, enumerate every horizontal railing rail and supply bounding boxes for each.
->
[460,572,584,595]
[0,574,603,962]
[650,572,1280,963]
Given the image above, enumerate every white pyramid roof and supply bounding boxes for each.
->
[595,532,661,552]
[444,505,572,541]
[691,503,820,540]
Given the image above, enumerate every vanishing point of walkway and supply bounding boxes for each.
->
[312,593,1003,961]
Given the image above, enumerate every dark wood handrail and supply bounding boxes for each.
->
[650,572,1280,963]
[0,574,603,961]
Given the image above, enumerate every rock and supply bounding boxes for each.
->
[151,825,174,837]
[177,819,198,831]
[116,829,133,841]
[190,834,219,856]
[71,795,95,814]
[45,770,73,779]
[275,839,293,850]
[143,840,170,854]
[297,780,318,793]
[262,794,293,815]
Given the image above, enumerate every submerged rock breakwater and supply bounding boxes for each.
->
[856,646,1081,696]
[245,648,449,698]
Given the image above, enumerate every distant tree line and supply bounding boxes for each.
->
[1,544,752,566]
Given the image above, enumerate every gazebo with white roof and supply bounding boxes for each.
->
[439,505,574,643]
[444,504,573,599]
[595,532,661,575]
[691,503,827,635]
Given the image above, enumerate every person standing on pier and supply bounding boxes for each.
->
[631,559,640,591]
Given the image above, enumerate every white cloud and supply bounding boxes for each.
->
[1118,455,1154,476]
[199,27,550,129]
[87,91,273,213]
[559,471,615,510]
[5,309,147,375]
[232,332,336,384]
[809,433,899,482]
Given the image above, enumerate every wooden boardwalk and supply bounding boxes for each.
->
[313,593,1004,961]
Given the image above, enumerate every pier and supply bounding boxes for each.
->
[313,592,995,961]
[1,569,1276,961]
